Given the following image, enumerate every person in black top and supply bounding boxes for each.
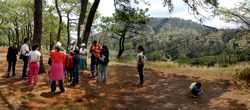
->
[7,44,18,77]
[71,49,80,86]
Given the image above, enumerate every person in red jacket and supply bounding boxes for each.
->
[50,45,66,96]
[66,52,73,83]
[89,41,102,79]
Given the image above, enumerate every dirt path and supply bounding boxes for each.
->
[0,92,11,110]
[0,48,249,110]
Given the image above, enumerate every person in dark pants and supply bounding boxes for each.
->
[20,38,30,79]
[137,45,145,85]
[71,49,80,86]
[7,44,18,78]
[97,45,109,85]
[50,45,66,96]
[66,52,73,83]
[89,41,102,79]
[51,80,64,95]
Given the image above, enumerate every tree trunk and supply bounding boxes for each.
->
[22,28,25,41]
[14,17,20,48]
[26,25,29,39]
[82,0,100,45]
[77,0,89,46]
[55,0,62,41]
[67,12,70,47]
[117,30,126,58]
[33,0,45,73]
[50,32,53,50]
[8,30,11,46]
[28,23,33,44]
[11,29,15,43]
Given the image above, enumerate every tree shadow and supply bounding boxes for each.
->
[79,65,248,110]
[0,60,248,110]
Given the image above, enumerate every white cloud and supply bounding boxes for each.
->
[98,0,115,16]
[218,0,243,8]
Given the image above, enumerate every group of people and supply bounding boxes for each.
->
[46,40,110,95]
[6,38,202,98]
[6,38,148,96]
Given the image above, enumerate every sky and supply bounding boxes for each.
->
[96,0,242,29]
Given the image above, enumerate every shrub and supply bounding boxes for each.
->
[145,51,162,61]
[176,58,190,64]
[234,67,250,84]
[219,64,229,67]
[189,56,216,67]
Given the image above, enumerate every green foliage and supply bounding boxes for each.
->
[99,16,250,64]
[176,56,216,67]
[145,51,162,61]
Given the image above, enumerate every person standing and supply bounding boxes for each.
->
[69,40,78,53]
[79,43,88,70]
[28,45,41,87]
[97,45,109,85]
[66,51,73,83]
[20,38,30,79]
[6,44,18,78]
[50,44,66,96]
[71,49,80,86]
[89,41,102,79]
[137,45,145,85]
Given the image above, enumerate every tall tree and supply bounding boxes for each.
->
[14,17,20,48]
[55,0,63,41]
[33,0,45,73]
[82,0,100,45]
[77,0,89,46]
[100,0,148,58]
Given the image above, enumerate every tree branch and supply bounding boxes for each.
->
[230,12,250,27]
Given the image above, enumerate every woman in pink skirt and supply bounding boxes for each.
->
[28,45,41,87]
[50,45,66,96]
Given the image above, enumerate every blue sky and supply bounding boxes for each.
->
[97,0,242,29]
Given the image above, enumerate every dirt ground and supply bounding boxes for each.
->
[0,48,250,110]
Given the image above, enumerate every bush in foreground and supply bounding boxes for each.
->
[234,67,250,87]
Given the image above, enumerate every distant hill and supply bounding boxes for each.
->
[95,17,249,63]
[148,17,218,34]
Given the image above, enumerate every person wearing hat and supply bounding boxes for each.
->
[69,40,78,53]
[79,43,88,70]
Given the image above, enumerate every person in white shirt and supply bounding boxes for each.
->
[28,45,41,87]
[20,38,30,79]
[69,40,78,52]
[79,43,88,70]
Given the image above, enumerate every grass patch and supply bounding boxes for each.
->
[233,67,250,87]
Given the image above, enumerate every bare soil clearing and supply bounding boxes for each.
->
[0,48,249,110]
